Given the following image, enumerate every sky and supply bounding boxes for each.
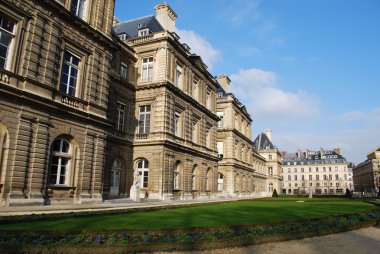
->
[115,0,380,164]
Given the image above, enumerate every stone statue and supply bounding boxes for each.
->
[130,170,141,202]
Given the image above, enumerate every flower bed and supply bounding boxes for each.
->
[1,209,379,253]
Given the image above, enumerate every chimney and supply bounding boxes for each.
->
[113,17,120,26]
[217,74,231,93]
[263,129,272,141]
[297,149,302,159]
[155,3,177,33]
[320,148,325,157]
[334,148,341,155]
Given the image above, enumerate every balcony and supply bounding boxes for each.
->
[61,95,79,108]
[135,133,148,140]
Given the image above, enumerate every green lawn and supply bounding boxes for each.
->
[2,199,376,232]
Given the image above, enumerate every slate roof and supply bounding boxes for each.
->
[113,15,164,38]
[282,150,347,165]
[253,132,276,150]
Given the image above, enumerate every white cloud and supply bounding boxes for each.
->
[338,108,380,126]
[223,0,262,26]
[275,128,380,164]
[176,28,221,70]
[230,68,320,118]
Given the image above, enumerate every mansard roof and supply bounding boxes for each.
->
[113,15,164,37]
[282,149,346,164]
[253,132,276,151]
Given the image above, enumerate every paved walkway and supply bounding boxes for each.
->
[0,197,248,217]
[152,226,380,254]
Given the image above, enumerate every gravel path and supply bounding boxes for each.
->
[152,226,380,254]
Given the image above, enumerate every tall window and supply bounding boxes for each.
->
[193,78,198,100]
[70,0,85,18]
[216,112,224,128]
[309,175,312,180]
[206,169,212,191]
[173,112,180,136]
[60,51,80,96]
[192,121,198,143]
[173,162,180,190]
[269,183,273,192]
[137,159,149,188]
[49,139,71,185]
[142,57,153,82]
[268,167,273,175]
[0,15,15,70]
[138,105,151,133]
[206,128,211,148]
[206,87,211,109]
[120,63,128,80]
[116,102,125,131]
[217,141,224,159]
[175,65,183,89]
[217,173,224,191]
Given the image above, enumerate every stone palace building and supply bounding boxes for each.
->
[353,147,380,195]
[0,0,278,206]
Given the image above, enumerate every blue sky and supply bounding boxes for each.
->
[115,0,380,163]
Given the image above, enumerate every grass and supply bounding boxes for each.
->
[1,199,376,232]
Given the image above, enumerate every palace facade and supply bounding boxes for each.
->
[281,148,352,195]
[0,1,276,206]
[353,147,380,194]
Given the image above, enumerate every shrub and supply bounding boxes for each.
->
[345,189,352,198]
[272,189,278,198]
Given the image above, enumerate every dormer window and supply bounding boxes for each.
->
[119,34,127,40]
[138,28,150,37]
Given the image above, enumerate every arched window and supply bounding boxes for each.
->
[173,162,180,190]
[206,168,212,191]
[137,159,149,188]
[49,138,71,185]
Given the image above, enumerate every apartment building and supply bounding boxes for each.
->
[281,148,352,195]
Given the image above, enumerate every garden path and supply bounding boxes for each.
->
[152,226,380,254]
